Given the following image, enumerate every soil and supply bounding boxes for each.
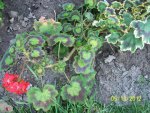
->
[95,45,150,105]
[0,0,150,106]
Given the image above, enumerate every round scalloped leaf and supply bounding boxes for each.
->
[87,30,99,37]
[79,49,95,63]
[61,76,87,103]
[123,0,135,9]
[0,100,13,113]
[97,1,109,13]
[106,32,121,44]
[75,38,84,47]
[84,0,97,9]
[69,10,81,22]
[9,46,15,54]
[130,16,150,44]
[73,26,82,36]
[83,70,96,92]
[111,1,122,9]
[84,12,94,21]
[88,36,104,51]
[67,82,81,96]
[62,23,73,32]
[104,7,116,16]
[29,36,45,46]
[120,31,144,53]
[57,11,70,20]
[34,18,62,35]
[92,19,106,27]
[52,61,66,73]
[122,12,133,26]
[73,56,93,74]
[49,34,75,47]
[107,15,119,24]
[33,65,45,76]
[27,84,58,112]
[5,55,14,65]
[30,47,45,58]
[62,3,75,11]
[15,34,27,51]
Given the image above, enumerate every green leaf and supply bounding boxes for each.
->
[34,18,62,35]
[57,11,70,20]
[122,12,133,26]
[73,56,93,74]
[107,15,119,24]
[62,23,73,32]
[123,0,135,9]
[0,0,4,10]
[69,10,81,22]
[97,1,108,13]
[49,34,75,47]
[131,16,150,44]
[33,65,45,76]
[52,61,66,73]
[5,55,14,65]
[30,47,45,58]
[88,36,104,51]
[84,0,97,9]
[106,32,121,44]
[73,26,82,36]
[79,49,95,63]
[61,76,87,103]
[92,19,106,27]
[67,82,81,96]
[84,12,94,21]
[29,36,45,46]
[15,33,27,51]
[53,44,69,58]
[104,7,116,16]
[119,31,144,53]
[27,84,58,112]
[75,38,84,47]
[111,1,122,9]
[62,3,75,11]
[9,46,15,54]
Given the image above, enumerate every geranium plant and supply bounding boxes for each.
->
[0,0,150,112]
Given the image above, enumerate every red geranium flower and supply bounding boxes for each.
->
[2,73,31,95]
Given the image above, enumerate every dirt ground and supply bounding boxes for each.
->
[0,0,150,105]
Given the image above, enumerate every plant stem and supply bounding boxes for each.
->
[58,42,61,60]
[64,72,70,82]
[18,60,26,81]
[46,48,76,68]
[63,48,76,62]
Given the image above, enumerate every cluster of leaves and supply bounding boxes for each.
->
[1,0,150,112]
[0,0,4,26]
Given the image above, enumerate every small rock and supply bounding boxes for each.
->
[18,15,24,21]
[24,17,29,22]
[104,55,116,63]
[7,26,13,32]
[21,21,27,27]
[28,12,36,19]
[9,18,14,23]
[144,75,148,79]
[9,11,18,18]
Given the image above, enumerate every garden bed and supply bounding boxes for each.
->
[0,0,150,112]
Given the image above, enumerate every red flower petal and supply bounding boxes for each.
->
[2,73,18,88]
[2,73,31,95]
